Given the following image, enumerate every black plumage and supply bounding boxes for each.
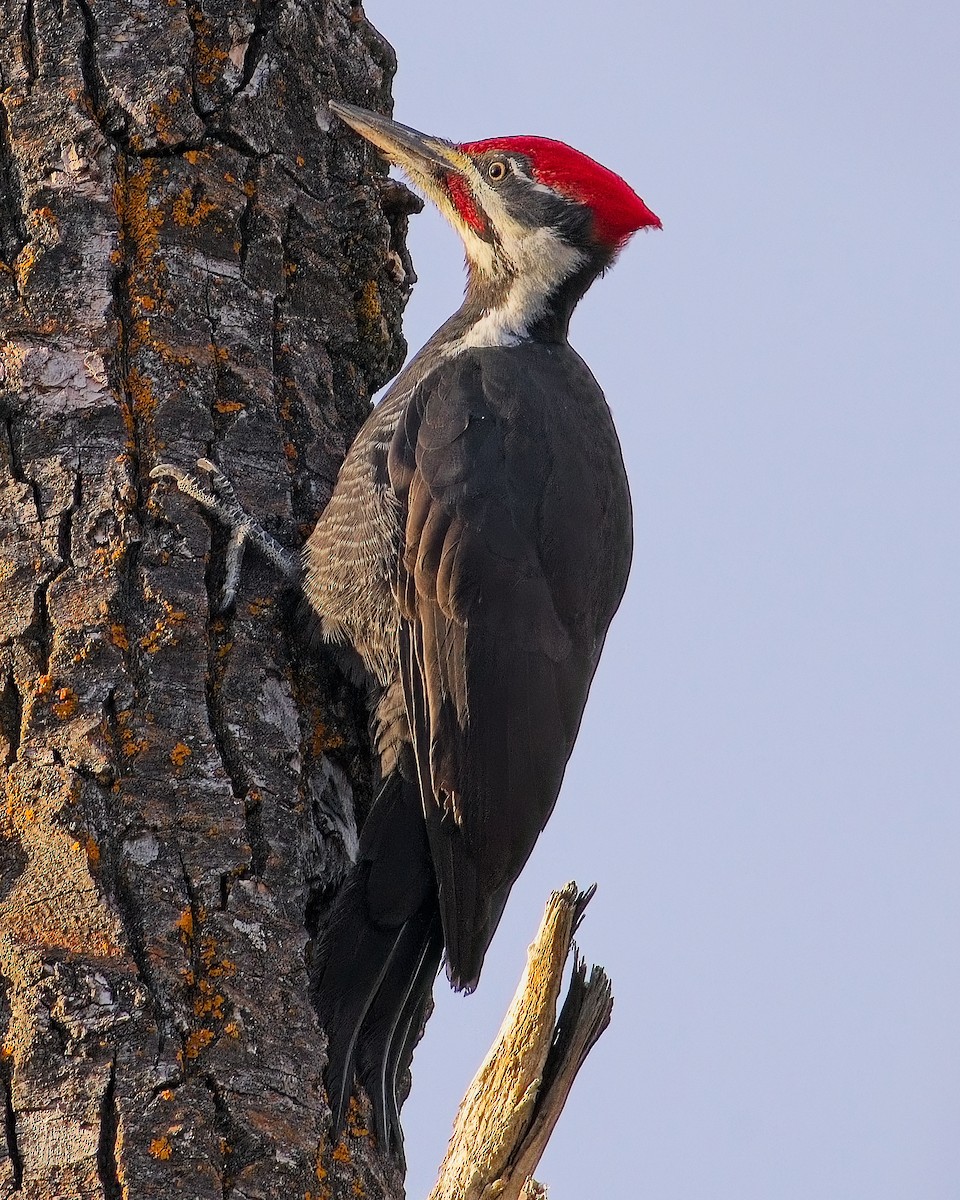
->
[307,102,658,1152]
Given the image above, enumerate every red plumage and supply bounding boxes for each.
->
[459,135,661,246]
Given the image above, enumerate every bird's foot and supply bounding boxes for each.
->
[150,458,299,611]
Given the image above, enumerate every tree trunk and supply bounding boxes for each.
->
[0,2,417,1195]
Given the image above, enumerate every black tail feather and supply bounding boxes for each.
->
[355,909,442,1152]
[311,770,439,1149]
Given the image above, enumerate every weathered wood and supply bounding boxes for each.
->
[0,1,418,1195]
[430,884,614,1200]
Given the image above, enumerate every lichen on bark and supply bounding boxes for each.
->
[0,1,419,1195]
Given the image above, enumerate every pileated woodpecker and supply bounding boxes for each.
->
[307,102,660,1149]
[153,101,660,1153]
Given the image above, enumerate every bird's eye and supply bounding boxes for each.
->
[487,161,507,182]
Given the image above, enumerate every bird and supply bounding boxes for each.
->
[305,100,661,1152]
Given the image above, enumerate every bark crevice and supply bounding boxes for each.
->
[235,0,284,98]
[1,1064,22,1191]
[0,100,28,270]
[0,672,24,765]
[20,0,37,92]
[74,0,112,136]
[96,1059,123,1200]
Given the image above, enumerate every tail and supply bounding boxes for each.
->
[311,770,442,1154]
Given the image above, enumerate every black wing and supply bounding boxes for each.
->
[388,345,632,990]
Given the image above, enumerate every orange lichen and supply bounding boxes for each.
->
[172,186,217,228]
[149,1136,173,1160]
[30,206,57,227]
[332,1143,351,1165]
[113,158,163,266]
[120,731,148,758]
[128,365,156,420]
[311,722,344,756]
[175,908,195,941]
[214,400,243,414]
[139,605,188,654]
[160,1089,175,1101]
[193,983,225,1020]
[14,243,40,291]
[85,837,101,868]
[109,624,130,651]
[52,688,78,719]
[357,280,381,323]
[184,1028,215,1058]
[346,1098,367,1140]
[170,742,192,766]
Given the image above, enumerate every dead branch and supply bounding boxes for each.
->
[430,883,614,1200]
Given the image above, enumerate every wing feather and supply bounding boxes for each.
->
[390,345,632,989]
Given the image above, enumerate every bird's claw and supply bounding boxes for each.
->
[150,458,299,611]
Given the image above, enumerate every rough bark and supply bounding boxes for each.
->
[0,2,418,1196]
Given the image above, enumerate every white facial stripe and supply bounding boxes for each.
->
[411,158,586,350]
[460,231,584,347]
[509,161,560,200]
[458,218,585,349]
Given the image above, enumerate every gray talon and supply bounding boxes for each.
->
[150,460,300,602]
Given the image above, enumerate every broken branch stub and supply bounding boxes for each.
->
[430,883,614,1200]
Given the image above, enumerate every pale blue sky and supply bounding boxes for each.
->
[362,2,959,1196]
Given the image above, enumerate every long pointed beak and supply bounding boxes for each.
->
[329,100,469,180]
